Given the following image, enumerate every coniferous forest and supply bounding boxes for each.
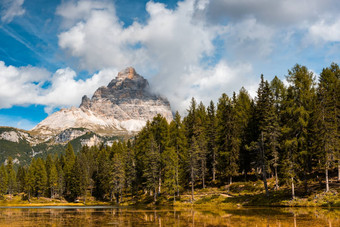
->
[0,63,339,204]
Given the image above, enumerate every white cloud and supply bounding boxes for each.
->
[1,0,25,23]
[309,18,340,42]
[56,0,258,113]
[4,0,339,119]
[0,61,116,112]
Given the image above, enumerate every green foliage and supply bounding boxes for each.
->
[1,63,339,207]
[0,164,8,195]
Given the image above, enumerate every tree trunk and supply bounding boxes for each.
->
[338,162,340,181]
[154,187,157,202]
[230,176,232,185]
[291,177,295,199]
[202,160,205,189]
[176,166,179,197]
[176,148,180,197]
[83,189,86,205]
[191,167,194,203]
[262,168,269,196]
[212,149,216,182]
[326,164,329,192]
[158,174,162,195]
[275,166,279,190]
[261,132,269,196]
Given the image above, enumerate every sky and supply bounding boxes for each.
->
[0,0,340,130]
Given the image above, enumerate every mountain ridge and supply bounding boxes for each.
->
[30,67,173,139]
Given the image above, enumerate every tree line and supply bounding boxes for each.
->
[0,63,339,202]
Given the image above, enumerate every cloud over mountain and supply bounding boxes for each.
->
[1,0,340,119]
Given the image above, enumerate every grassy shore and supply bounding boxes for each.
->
[0,194,111,207]
[1,179,340,208]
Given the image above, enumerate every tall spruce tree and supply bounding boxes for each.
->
[188,137,200,202]
[16,166,26,193]
[168,111,187,197]
[143,134,161,202]
[196,102,208,188]
[316,63,340,191]
[216,93,239,184]
[234,88,252,180]
[35,158,47,198]
[6,157,16,198]
[0,164,8,196]
[206,101,218,182]
[255,75,281,192]
[64,143,76,196]
[109,150,125,203]
[281,64,315,197]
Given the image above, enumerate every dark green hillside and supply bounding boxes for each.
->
[0,126,125,167]
[0,139,32,166]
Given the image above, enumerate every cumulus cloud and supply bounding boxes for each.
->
[0,61,116,112]
[203,0,338,26]
[4,0,339,118]
[1,0,25,23]
[56,0,260,114]
[309,18,340,42]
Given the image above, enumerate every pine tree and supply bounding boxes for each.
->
[48,163,58,199]
[25,159,36,200]
[196,101,208,188]
[234,88,252,180]
[70,153,89,203]
[94,147,110,200]
[124,140,137,196]
[143,134,161,202]
[150,114,169,194]
[316,63,340,191]
[286,64,315,194]
[206,101,218,182]
[168,111,187,197]
[55,157,65,198]
[281,65,315,197]
[216,93,239,184]
[162,146,178,200]
[6,157,16,198]
[0,164,8,196]
[188,137,200,202]
[256,75,281,192]
[35,158,47,198]
[63,143,76,196]
[109,150,125,204]
[16,166,26,193]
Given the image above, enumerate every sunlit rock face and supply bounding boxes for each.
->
[31,67,173,138]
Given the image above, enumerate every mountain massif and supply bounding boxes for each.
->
[0,67,173,165]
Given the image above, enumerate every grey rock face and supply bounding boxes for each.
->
[31,67,173,137]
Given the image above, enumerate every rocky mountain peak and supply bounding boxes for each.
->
[32,67,173,137]
[117,67,138,80]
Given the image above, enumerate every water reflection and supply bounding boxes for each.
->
[0,206,339,226]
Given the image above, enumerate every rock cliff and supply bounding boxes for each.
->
[31,67,173,138]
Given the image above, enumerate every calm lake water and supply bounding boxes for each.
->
[0,206,339,226]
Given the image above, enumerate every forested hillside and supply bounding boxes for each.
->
[0,63,339,204]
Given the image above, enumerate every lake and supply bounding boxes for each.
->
[0,206,339,226]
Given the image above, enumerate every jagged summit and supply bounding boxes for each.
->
[117,67,138,80]
[31,67,173,138]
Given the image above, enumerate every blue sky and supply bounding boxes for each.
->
[0,0,340,130]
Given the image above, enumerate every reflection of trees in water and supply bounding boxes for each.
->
[0,207,339,226]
